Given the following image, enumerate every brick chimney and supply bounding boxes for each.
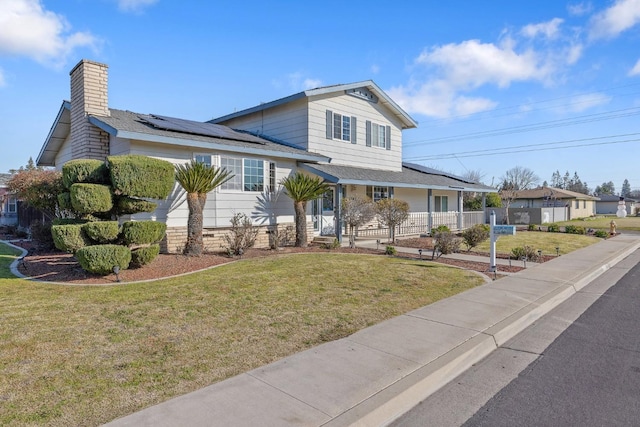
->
[69,59,110,160]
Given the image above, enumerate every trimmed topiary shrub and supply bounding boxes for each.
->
[108,155,174,199]
[51,224,90,253]
[70,183,113,214]
[121,221,167,245]
[76,244,131,275]
[115,196,157,215]
[57,192,72,211]
[130,244,160,267]
[83,221,120,244]
[62,159,110,189]
[52,218,89,226]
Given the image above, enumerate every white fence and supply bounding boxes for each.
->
[354,211,485,238]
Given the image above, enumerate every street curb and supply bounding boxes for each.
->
[326,236,640,427]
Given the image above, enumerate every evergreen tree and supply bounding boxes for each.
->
[621,179,631,198]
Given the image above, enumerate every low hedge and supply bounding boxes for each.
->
[83,221,120,244]
[121,221,166,245]
[76,245,131,275]
[131,244,160,267]
[51,224,89,253]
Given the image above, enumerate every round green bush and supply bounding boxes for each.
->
[57,192,72,211]
[82,221,120,243]
[131,244,160,267]
[121,221,167,245]
[51,224,89,253]
[75,244,131,275]
[70,183,113,214]
[116,196,157,215]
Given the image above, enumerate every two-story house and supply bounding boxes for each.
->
[37,59,494,252]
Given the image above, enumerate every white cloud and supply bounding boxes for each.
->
[116,0,159,13]
[280,72,323,91]
[568,2,593,16]
[370,64,380,74]
[0,68,5,87]
[0,0,98,66]
[629,59,640,75]
[589,0,640,40]
[562,93,612,112]
[415,39,551,90]
[521,18,564,39]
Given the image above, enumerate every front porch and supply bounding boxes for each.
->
[354,211,486,238]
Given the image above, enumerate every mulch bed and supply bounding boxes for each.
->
[4,234,527,285]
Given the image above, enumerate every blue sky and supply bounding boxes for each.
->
[1,0,640,193]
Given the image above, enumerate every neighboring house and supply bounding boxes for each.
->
[0,173,18,226]
[595,194,637,216]
[37,59,494,252]
[505,186,599,224]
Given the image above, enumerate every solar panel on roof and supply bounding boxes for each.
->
[142,114,266,145]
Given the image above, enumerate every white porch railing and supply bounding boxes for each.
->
[354,211,486,238]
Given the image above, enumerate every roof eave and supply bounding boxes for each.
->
[36,101,71,167]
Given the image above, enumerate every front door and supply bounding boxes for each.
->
[312,189,335,235]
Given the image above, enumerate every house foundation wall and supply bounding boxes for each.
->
[162,222,301,254]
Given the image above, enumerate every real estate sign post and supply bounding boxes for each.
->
[489,211,516,272]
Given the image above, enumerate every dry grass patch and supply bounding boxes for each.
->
[0,247,484,426]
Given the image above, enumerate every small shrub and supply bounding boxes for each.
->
[322,238,341,250]
[564,224,586,235]
[511,245,537,260]
[130,244,160,267]
[83,221,120,243]
[30,221,54,250]
[269,225,294,249]
[433,230,461,257]
[594,229,608,238]
[431,225,450,235]
[76,244,131,275]
[385,245,397,255]
[221,213,259,256]
[547,223,560,232]
[527,224,537,231]
[121,221,167,246]
[51,224,90,253]
[461,224,490,251]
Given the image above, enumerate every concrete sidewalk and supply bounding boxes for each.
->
[104,234,640,427]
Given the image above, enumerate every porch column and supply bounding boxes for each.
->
[335,184,343,243]
[482,193,487,224]
[458,190,464,230]
[427,189,433,234]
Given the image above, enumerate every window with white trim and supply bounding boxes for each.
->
[220,157,243,191]
[243,159,264,192]
[194,154,212,167]
[333,113,351,142]
[434,195,448,212]
[366,186,391,202]
[7,196,17,213]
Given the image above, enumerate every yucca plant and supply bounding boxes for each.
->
[280,172,330,247]
[175,160,233,256]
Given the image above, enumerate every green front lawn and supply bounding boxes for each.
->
[0,244,484,426]
[553,215,640,232]
[475,230,601,256]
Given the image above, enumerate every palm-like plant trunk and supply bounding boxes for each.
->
[294,201,307,247]
[185,192,204,256]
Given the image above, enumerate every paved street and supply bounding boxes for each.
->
[392,249,640,426]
